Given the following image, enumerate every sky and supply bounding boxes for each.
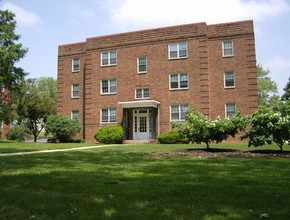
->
[0,0,289,95]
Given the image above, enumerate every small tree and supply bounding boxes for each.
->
[241,106,290,151]
[45,115,81,143]
[172,109,247,149]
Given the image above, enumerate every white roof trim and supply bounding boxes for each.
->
[118,100,160,108]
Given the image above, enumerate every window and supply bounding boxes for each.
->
[222,40,234,57]
[170,105,189,121]
[170,73,188,90]
[169,42,187,59]
[101,51,117,66]
[137,57,147,73]
[224,71,235,88]
[71,84,80,98]
[101,79,117,94]
[101,108,117,123]
[71,110,79,120]
[72,58,80,72]
[135,88,150,99]
[225,103,236,118]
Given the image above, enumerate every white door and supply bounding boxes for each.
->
[133,110,149,140]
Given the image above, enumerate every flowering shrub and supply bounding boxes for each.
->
[172,109,247,149]
[241,106,290,151]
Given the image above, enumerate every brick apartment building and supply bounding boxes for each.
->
[57,20,258,142]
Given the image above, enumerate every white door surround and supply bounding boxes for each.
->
[133,109,149,140]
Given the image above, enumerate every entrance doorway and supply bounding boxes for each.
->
[133,109,149,140]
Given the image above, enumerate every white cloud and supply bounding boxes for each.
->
[0,2,42,26]
[109,0,290,30]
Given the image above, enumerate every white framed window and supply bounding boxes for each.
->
[169,73,188,90]
[168,42,188,59]
[135,88,150,99]
[71,84,80,98]
[71,110,79,120]
[170,104,189,121]
[72,58,80,72]
[224,71,235,88]
[101,51,117,66]
[101,108,117,123]
[225,103,236,118]
[101,79,117,94]
[137,56,147,73]
[222,40,234,57]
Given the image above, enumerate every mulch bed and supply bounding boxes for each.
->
[148,148,290,159]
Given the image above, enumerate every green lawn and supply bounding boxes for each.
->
[0,143,290,219]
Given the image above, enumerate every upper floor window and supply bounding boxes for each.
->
[224,71,235,88]
[137,56,147,73]
[72,58,80,72]
[170,104,189,121]
[101,79,117,94]
[135,88,150,99]
[101,108,117,123]
[168,42,187,59]
[71,84,80,98]
[170,73,188,90]
[222,40,234,57]
[71,110,79,120]
[101,51,117,66]
[225,103,236,118]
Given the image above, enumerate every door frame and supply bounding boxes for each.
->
[133,109,149,140]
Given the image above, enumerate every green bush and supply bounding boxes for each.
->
[94,125,123,144]
[157,130,190,144]
[45,115,81,143]
[7,125,28,142]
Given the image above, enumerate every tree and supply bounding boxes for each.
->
[281,77,290,101]
[256,64,280,108]
[45,115,81,143]
[0,10,28,123]
[241,106,290,151]
[172,109,247,149]
[17,78,57,142]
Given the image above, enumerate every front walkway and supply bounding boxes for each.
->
[0,144,118,157]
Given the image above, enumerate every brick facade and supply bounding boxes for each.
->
[57,20,258,142]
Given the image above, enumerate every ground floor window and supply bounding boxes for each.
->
[101,108,117,123]
[225,103,236,118]
[170,104,189,121]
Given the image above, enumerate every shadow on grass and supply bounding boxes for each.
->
[1,148,290,219]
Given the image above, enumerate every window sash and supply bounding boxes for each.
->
[72,84,79,98]
[72,58,80,72]
[101,51,117,66]
[170,105,189,121]
[71,110,79,120]
[169,42,187,59]
[224,72,235,88]
[138,57,147,73]
[101,79,117,94]
[226,103,236,118]
[223,41,234,57]
[170,73,188,89]
[135,88,150,99]
[101,108,117,123]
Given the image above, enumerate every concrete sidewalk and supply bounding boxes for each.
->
[0,144,117,157]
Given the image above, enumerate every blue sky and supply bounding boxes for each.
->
[0,0,289,94]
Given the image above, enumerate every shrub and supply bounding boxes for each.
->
[45,115,81,143]
[94,125,123,144]
[157,130,190,144]
[7,125,28,142]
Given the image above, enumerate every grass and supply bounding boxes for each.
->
[0,143,290,219]
[0,140,96,153]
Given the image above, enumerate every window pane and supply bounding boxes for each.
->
[110,79,117,93]
[169,44,178,58]
[171,105,179,120]
[170,74,178,89]
[138,57,147,72]
[72,58,80,71]
[226,103,236,118]
[136,89,142,98]
[110,51,117,65]
[71,111,79,120]
[180,105,189,120]
[102,80,109,93]
[225,72,235,87]
[179,42,187,57]
[72,84,79,97]
[102,52,109,65]
[180,74,188,88]
[102,109,108,122]
[223,41,233,56]
[109,108,117,122]
[143,88,150,98]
